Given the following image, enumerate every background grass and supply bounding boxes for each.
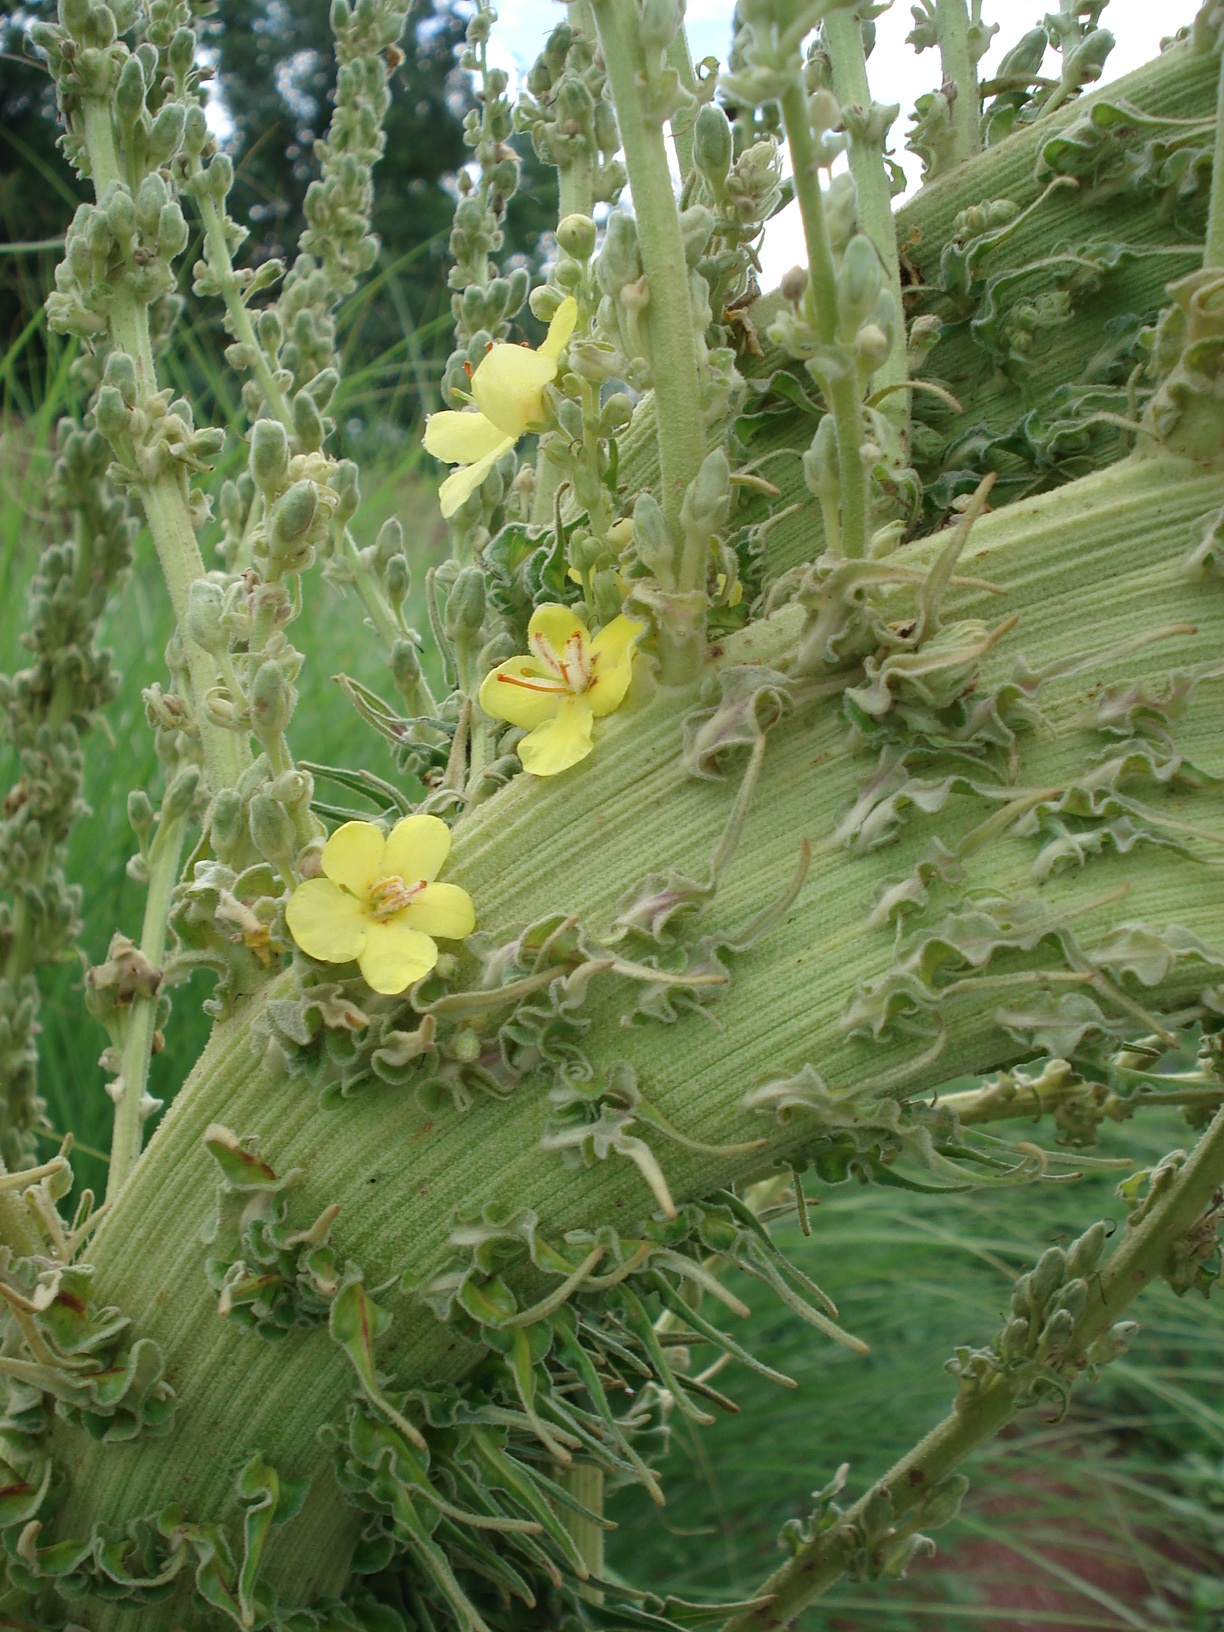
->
[3,306,1224,1632]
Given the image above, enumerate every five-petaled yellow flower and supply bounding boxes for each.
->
[285,815,475,995]
[423,298,578,519]
[479,603,645,777]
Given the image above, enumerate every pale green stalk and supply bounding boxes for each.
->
[79,100,247,794]
[778,79,870,557]
[195,194,294,428]
[106,807,189,1201]
[823,8,909,426]
[591,0,708,677]
[720,1103,1224,1632]
[934,0,982,165]
[667,26,698,183]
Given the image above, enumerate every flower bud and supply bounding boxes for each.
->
[599,392,633,435]
[183,103,208,157]
[211,788,246,860]
[250,660,294,740]
[694,103,732,187]
[272,480,318,543]
[374,517,403,569]
[105,186,136,246]
[802,414,840,504]
[114,52,146,125]
[1066,1220,1107,1278]
[632,491,674,580]
[292,388,325,452]
[391,638,422,694]
[679,205,715,269]
[1027,1246,1067,1315]
[249,416,289,499]
[640,0,680,53]
[127,788,155,842]
[186,579,228,654]
[444,565,487,644]
[249,793,295,867]
[148,101,186,166]
[158,200,189,259]
[383,554,410,610]
[94,386,130,444]
[837,233,883,332]
[780,265,809,304]
[168,25,195,77]
[556,212,597,261]
[163,765,201,821]
[103,349,139,408]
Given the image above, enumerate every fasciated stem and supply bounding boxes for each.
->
[1205,41,1224,269]
[721,1105,1224,1632]
[106,806,190,1201]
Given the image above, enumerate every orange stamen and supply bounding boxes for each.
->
[497,673,568,694]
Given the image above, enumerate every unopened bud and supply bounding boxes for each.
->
[694,103,732,186]
[390,638,421,695]
[163,765,201,820]
[250,660,294,740]
[632,491,674,580]
[272,480,317,542]
[292,388,325,452]
[103,350,139,407]
[250,417,289,498]
[374,517,403,569]
[186,579,227,653]
[127,789,155,841]
[802,414,840,503]
[556,213,597,261]
[444,565,487,644]
[780,265,809,304]
[211,788,245,860]
[385,554,410,609]
[837,233,883,331]
[249,793,295,865]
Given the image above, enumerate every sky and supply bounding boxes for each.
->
[489,0,1204,285]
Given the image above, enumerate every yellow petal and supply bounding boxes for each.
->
[285,878,368,964]
[470,343,557,439]
[381,813,452,885]
[478,656,567,731]
[358,919,439,995]
[538,296,578,362]
[401,882,476,941]
[321,821,385,899]
[423,410,511,465]
[587,613,645,718]
[527,603,590,677]
[518,695,595,776]
[437,438,515,519]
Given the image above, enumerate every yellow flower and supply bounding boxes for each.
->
[285,815,475,996]
[478,603,645,776]
[423,298,578,519]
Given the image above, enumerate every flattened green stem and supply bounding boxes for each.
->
[823,10,909,425]
[79,99,247,793]
[106,807,190,1201]
[779,79,870,557]
[1205,43,1224,268]
[933,0,982,166]
[942,1074,1223,1128]
[591,0,708,641]
[721,1104,1224,1632]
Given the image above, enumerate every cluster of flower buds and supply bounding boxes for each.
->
[0,424,136,1168]
[950,1222,1139,1408]
[516,19,626,205]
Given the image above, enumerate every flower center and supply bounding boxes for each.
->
[367,875,427,921]
[538,630,593,694]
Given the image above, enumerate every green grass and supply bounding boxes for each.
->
[607,1115,1224,1628]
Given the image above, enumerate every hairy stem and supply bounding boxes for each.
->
[79,100,247,793]
[934,0,982,166]
[779,78,870,557]
[823,10,909,423]
[721,1102,1224,1632]
[591,0,707,639]
[106,807,189,1201]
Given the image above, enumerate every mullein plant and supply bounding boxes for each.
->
[2,0,1224,1624]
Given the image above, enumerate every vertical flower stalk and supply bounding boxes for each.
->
[590,0,710,681]
[822,7,909,433]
